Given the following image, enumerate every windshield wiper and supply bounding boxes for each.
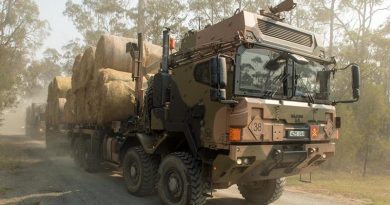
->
[296,75,315,104]
[263,73,289,98]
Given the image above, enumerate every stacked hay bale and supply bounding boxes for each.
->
[62,34,162,126]
[64,90,76,124]
[46,76,71,126]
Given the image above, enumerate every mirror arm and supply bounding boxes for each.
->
[220,99,239,106]
[332,97,359,105]
[335,63,358,71]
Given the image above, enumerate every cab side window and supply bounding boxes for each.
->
[194,61,210,85]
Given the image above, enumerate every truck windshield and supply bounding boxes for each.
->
[236,47,330,102]
[294,60,328,101]
[238,48,285,97]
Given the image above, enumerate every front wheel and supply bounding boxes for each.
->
[157,152,206,205]
[238,178,286,205]
[123,146,158,196]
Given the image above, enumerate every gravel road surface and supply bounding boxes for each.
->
[0,135,362,205]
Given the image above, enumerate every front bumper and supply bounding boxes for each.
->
[211,143,335,186]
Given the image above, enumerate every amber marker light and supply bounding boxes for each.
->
[229,127,241,142]
[310,125,319,139]
[169,38,175,50]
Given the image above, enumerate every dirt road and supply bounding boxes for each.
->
[0,135,363,205]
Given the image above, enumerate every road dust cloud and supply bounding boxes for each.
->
[0,90,47,135]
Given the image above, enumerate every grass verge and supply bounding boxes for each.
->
[0,186,11,195]
[287,170,390,205]
[0,143,22,171]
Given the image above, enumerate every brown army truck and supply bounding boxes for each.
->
[25,103,46,139]
[65,0,361,204]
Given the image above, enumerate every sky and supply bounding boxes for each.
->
[35,0,82,56]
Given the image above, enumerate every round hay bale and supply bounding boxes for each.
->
[84,81,99,123]
[144,42,162,74]
[97,81,136,125]
[72,54,83,73]
[71,54,83,90]
[53,98,66,125]
[75,89,86,123]
[95,35,137,72]
[97,68,148,89]
[95,35,162,73]
[74,47,96,91]
[98,68,132,83]
[52,76,71,98]
[64,90,76,124]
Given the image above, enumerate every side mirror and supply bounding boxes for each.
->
[209,56,238,105]
[351,65,360,100]
[210,57,227,88]
[333,64,360,104]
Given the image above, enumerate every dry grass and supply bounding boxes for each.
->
[287,170,390,205]
[0,139,43,172]
[0,186,11,195]
[0,143,22,171]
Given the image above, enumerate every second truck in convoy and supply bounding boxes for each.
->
[46,0,360,204]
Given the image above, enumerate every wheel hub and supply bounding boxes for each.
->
[168,176,178,192]
[167,172,182,198]
[130,164,137,178]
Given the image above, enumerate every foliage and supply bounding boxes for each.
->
[23,48,63,98]
[0,0,48,121]
[288,170,390,204]
[63,0,133,45]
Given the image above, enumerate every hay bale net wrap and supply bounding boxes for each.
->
[95,35,162,73]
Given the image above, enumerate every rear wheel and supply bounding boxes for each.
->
[82,138,99,173]
[72,137,84,166]
[238,178,286,205]
[123,146,158,196]
[157,152,206,205]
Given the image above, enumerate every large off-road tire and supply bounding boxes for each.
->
[45,130,56,151]
[123,146,158,196]
[238,178,286,205]
[81,138,99,173]
[72,137,84,167]
[158,152,206,205]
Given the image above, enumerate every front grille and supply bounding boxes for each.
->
[257,19,313,47]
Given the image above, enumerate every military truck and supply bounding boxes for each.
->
[25,103,46,139]
[65,0,361,204]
